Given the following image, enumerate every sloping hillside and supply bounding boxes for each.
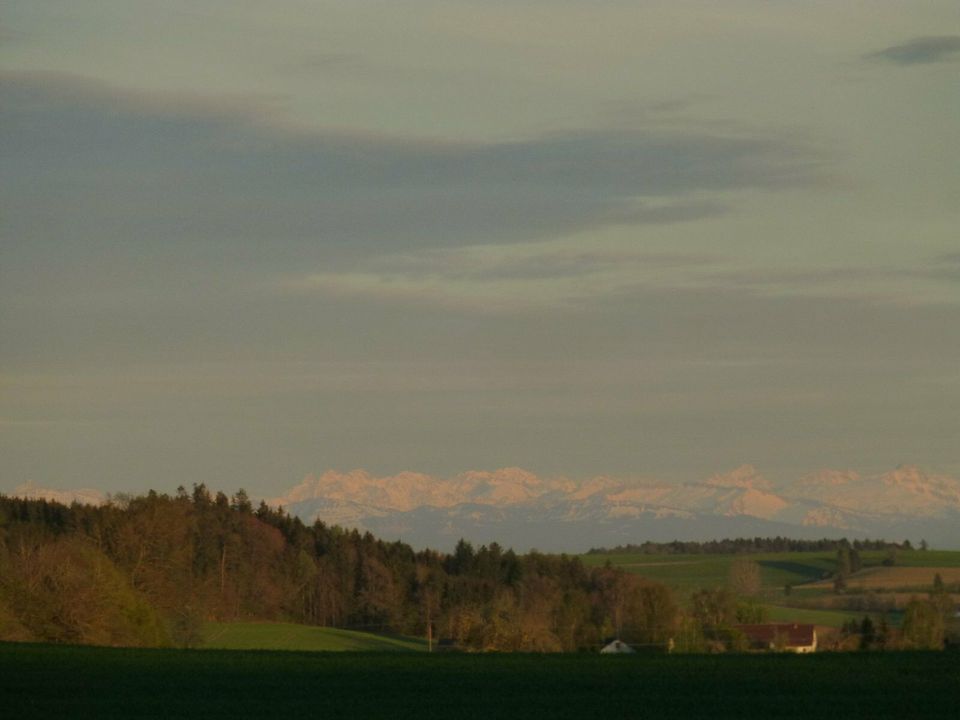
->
[202,622,425,651]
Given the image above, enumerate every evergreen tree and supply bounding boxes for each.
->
[859,616,875,650]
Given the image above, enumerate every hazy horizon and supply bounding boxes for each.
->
[2,2,959,499]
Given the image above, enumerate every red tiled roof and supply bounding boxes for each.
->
[734,623,815,647]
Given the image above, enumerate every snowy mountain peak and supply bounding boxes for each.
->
[704,464,772,490]
[795,469,861,488]
[882,465,928,487]
[262,463,960,550]
[12,481,106,506]
[457,467,541,487]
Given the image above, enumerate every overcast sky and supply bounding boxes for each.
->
[2,1,959,496]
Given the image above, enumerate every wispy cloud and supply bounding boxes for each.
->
[267,246,728,313]
[1,71,826,266]
[928,253,960,282]
[277,52,366,75]
[366,247,721,281]
[935,253,960,266]
[866,36,960,65]
[693,259,960,307]
[273,249,960,313]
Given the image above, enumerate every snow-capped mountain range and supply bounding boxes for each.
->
[9,465,960,552]
[11,480,109,508]
[266,464,960,551]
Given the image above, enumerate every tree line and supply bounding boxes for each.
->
[588,537,916,556]
[0,487,680,651]
[0,488,954,652]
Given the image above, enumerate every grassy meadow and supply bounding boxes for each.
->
[3,642,959,719]
[201,622,426,652]
[581,550,838,591]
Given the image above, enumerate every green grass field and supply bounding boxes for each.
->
[202,621,426,652]
[582,549,960,591]
[580,550,838,592]
[760,604,873,627]
[581,549,960,627]
[3,643,958,719]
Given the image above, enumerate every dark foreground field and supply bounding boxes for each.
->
[3,643,959,719]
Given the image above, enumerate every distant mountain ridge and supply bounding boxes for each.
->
[269,464,960,551]
[11,480,107,507]
[9,465,959,552]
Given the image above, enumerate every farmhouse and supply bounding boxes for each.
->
[600,639,635,654]
[734,623,817,653]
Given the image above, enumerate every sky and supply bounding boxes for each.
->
[2,1,959,497]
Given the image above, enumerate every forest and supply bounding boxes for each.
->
[0,487,953,652]
[588,537,915,555]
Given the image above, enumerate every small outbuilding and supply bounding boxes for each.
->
[734,623,817,653]
[600,639,636,654]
